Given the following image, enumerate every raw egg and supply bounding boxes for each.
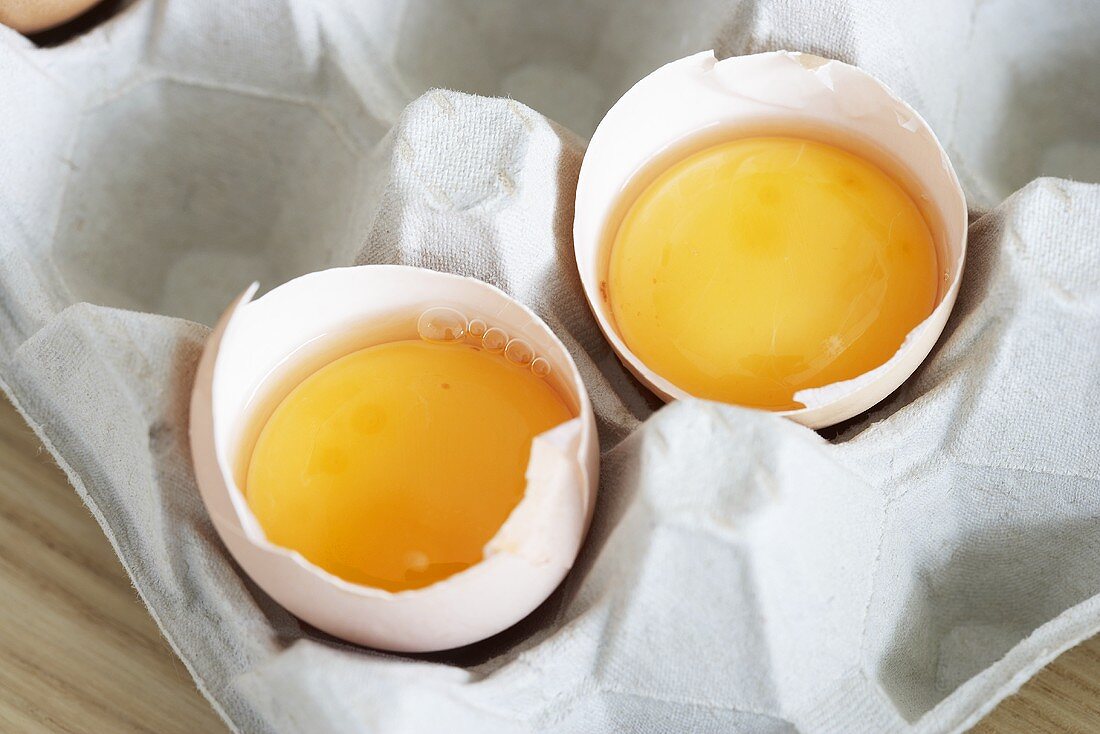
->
[574,51,968,427]
[189,266,598,652]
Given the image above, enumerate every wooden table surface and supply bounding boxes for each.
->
[1,396,1099,733]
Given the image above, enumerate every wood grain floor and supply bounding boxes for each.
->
[1,395,1098,733]
[0,397,226,734]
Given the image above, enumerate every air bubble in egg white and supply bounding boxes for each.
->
[468,318,488,338]
[531,357,552,378]
[505,338,534,366]
[418,307,466,343]
[482,327,508,353]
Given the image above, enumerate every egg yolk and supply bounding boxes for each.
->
[245,339,573,592]
[607,136,939,410]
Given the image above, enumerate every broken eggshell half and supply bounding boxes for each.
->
[189,265,598,652]
[573,50,968,428]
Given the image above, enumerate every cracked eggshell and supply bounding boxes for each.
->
[0,0,103,33]
[189,265,598,652]
[574,50,967,428]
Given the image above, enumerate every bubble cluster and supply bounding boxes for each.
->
[417,307,553,379]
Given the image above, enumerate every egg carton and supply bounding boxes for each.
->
[1,1,1099,733]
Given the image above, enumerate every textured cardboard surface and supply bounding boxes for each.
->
[1,1,1098,732]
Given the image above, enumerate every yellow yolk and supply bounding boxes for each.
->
[607,136,939,410]
[245,339,573,592]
